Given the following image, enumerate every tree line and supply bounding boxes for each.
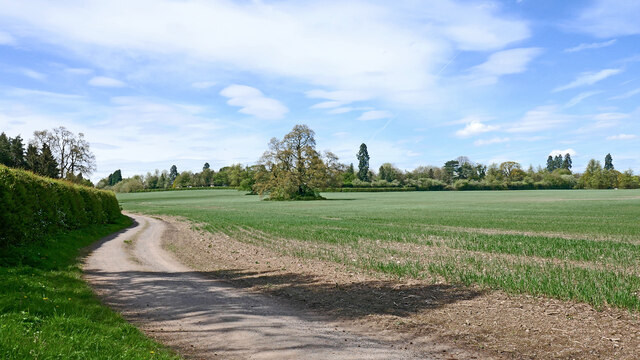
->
[0,127,95,186]
[100,125,639,199]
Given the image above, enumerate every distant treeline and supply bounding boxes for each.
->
[102,151,639,193]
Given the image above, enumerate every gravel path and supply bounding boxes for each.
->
[83,213,433,359]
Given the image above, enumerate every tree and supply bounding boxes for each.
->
[562,153,572,171]
[254,124,332,200]
[0,132,11,166]
[108,169,123,186]
[546,155,555,172]
[32,127,95,178]
[356,143,370,181]
[203,162,210,171]
[554,155,563,171]
[378,163,401,182]
[25,143,40,172]
[499,161,522,180]
[443,160,460,183]
[169,165,178,186]
[604,153,614,170]
[39,144,59,178]
[9,135,25,168]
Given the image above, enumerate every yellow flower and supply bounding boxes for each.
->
[150,351,155,354]
[43,297,48,300]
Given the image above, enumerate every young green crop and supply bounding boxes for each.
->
[119,189,640,310]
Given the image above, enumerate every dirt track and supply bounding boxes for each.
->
[83,213,462,359]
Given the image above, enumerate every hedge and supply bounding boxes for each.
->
[0,165,121,247]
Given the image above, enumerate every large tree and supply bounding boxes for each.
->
[0,132,11,166]
[254,124,332,200]
[356,143,370,181]
[562,153,573,170]
[31,127,96,178]
[546,155,555,172]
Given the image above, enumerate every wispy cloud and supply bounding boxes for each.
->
[507,106,571,133]
[549,149,576,157]
[220,84,288,120]
[65,67,93,75]
[607,134,637,140]
[357,110,393,121]
[564,39,616,53]
[20,68,46,80]
[608,88,640,100]
[553,68,622,92]
[564,91,601,108]
[571,0,640,38]
[469,47,542,85]
[88,76,126,87]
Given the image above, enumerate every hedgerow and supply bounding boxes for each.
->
[0,165,121,247]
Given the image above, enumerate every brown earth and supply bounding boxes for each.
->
[158,214,640,359]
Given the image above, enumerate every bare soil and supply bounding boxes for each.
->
[159,214,640,359]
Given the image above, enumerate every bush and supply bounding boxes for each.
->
[0,165,121,247]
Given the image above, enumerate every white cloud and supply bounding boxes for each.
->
[327,107,354,115]
[609,88,640,100]
[191,81,217,89]
[577,112,629,133]
[0,0,531,106]
[469,47,542,84]
[357,110,393,121]
[564,91,601,108]
[564,39,616,53]
[507,106,571,133]
[549,149,576,157]
[455,118,499,137]
[474,137,510,146]
[0,31,16,45]
[20,68,46,80]
[571,0,640,38]
[88,76,126,87]
[607,134,637,140]
[219,84,288,120]
[553,68,622,92]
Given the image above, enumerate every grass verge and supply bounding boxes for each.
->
[0,215,180,360]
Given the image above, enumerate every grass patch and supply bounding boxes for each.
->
[0,215,180,360]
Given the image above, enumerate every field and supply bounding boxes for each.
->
[119,189,640,311]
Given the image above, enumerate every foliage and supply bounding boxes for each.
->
[604,153,614,170]
[0,165,121,247]
[254,125,332,200]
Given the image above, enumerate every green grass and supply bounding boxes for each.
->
[0,215,180,360]
[118,189,640,310]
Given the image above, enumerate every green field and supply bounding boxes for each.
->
[119,189,640,311]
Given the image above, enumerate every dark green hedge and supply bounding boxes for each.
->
[0,165,121,247]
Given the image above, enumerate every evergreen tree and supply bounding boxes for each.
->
[39,144,59,178]
[109,169,122,185]
[356,143,370,181]
[562,153,572,170]
[9,136,26,168]
[203,162,210,171]
[546,155,554,172]
[25,143,40,172]
[554,154,563,170]
[169,165,179,185]
[604,153,614,170]
[0,132,12,166]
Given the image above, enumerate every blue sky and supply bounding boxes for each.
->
[0,0,639,182]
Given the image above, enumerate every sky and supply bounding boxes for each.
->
[0,0,639,182]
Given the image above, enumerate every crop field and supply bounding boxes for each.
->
[118,189,640,311]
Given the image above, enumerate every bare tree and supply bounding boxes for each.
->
[32,127,96,178]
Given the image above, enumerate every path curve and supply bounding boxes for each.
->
[83,214,432,359]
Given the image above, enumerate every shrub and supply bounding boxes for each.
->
[0,165,121,247]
